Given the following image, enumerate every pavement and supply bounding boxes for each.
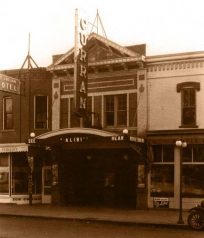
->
[0,203,190,229]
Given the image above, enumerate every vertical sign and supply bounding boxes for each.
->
[74,9,88,117]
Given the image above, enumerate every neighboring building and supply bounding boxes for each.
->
[146,52,204,209]
[0,68,52,204]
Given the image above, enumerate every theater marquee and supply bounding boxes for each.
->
[0,74,20,94]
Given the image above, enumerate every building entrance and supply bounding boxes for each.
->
[60,149,137,208]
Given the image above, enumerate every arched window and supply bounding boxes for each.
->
[177,82,200,127]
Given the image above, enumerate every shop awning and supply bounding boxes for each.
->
[0,143,28,153]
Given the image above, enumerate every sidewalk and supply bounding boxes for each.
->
[0,204,189,229]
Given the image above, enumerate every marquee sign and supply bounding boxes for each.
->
[0,74,20,94]
[74,9,88,116]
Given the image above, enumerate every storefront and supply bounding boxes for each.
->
[29,128,147,209]
[147,129,204,209]
[0,143,41,204]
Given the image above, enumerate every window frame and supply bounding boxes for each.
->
[34,95,48,129]
[3,97,13,130]
[177,82,200,128]
[104,94,127,127]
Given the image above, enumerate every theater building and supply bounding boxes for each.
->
[146,52,204,209]
[27,32,147,208]
[0,68,52,204]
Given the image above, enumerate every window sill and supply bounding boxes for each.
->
[179,125,198,128]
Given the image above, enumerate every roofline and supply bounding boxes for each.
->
[146,51,204,63]
[47,56,145,71]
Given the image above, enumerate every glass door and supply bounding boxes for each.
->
[42,166,52,204]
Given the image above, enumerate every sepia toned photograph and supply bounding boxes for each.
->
[0,0,204,237]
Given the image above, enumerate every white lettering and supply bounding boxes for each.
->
[80,19,87,31]
[80,65,87,78]
[80,97,86,109]
[79,48,87,62]
[79,32,87,46]
[80,81,86,93]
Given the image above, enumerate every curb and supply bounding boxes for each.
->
[0,213,190,230]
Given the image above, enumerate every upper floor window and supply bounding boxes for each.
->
[35,96,48,129]
[3,97,13,130]
[177,82,200,128]
[105,94,127,127]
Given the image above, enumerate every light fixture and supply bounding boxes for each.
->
[175,139,187,224]
[30,132,35,138]
[123,128,128,135]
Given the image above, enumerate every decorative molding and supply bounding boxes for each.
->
[147,60,204,72]
[177,82,200,92]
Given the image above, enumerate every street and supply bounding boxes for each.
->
[0,216,203,238]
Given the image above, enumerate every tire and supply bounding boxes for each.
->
[187,210,204,230]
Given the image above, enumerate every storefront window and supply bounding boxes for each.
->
[33,157,42,194]
[152,145,174,162]
[193,145,204,162]
[12,153,42,195]
[163,145,174,162]
[182,145,192,162]
[151,164,174,197]
[0,154,9,194]
[183,165,204,197]
[12,153,29,194]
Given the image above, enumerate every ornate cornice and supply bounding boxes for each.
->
[147,60,204,72]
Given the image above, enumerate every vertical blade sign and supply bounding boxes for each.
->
[74,11,88,117]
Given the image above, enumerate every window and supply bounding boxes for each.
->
[35,96,48,129]
[105,94,127,127]
[180,144,204,197]
[182,88,195,125]
[152,145,174,162]
[151,165,174,197]
[3,97,13,129]
[151,145,174,197]
[177,82,200,127]
[105,95,114,126]
[12,153,42,195]
[183,165,204,197]
[117,95,127,126]
[60,98,68,129]
[0,154,9,194]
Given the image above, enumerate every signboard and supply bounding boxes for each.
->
[153,197,169,208]
[0,74,20,94]
[0,145,28,153]
[74,9,88,116]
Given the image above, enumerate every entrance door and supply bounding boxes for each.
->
[42,166,52,204]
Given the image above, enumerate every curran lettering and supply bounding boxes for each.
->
[74,10,88,115]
